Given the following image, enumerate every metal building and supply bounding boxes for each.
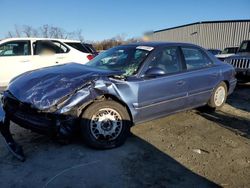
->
[149,20,250,50]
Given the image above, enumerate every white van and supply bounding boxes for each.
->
[0,38,93,87]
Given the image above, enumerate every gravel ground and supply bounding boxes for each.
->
[0,84,249,188]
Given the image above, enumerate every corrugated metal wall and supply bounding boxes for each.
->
[150,21,250,50]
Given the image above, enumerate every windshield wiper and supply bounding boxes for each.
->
[109,74,126,80]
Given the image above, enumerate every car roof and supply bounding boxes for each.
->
[120,41,203,48]
[0,37,81,43]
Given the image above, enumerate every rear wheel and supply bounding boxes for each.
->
[208,82,227,110]
[80,100,131,149]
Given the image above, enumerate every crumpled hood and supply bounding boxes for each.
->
[7,63,123,110]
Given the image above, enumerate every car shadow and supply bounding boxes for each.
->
[197,108,250,139]
[0,123,218,188]
[196,82,250,139]
[227,83,250,112]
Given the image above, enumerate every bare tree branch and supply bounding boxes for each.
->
[6,24,84,40]
[14,25,21,37]
[22,25,33,37]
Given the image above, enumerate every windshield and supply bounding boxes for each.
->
[221,47,238,54]
[238,41,250,53]
[86,46,151,76]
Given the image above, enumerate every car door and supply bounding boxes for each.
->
[32,40,70,69]
[180,46,220,107]
[0,40,33,87]
[134,46,188,122]
[52,40,71,64]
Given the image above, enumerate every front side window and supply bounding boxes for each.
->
[86,46,151,76]
[182,47,213,70]
[147,46,181,74]
[0,41,31,57]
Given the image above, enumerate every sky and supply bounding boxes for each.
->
[0,0,249,41]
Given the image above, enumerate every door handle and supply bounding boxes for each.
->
[177,80,185,86]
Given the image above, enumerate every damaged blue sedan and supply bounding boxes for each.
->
[0,42,237,161]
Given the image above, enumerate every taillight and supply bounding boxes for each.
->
[87,55,94,60]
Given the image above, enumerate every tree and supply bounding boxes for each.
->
[92,36,141,51]
[6,25,142,51]
[6,24,84,41]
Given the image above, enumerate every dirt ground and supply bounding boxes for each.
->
[0,84,249,188]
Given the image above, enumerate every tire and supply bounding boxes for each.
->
[208,82,227,110]
[80,100,131,149]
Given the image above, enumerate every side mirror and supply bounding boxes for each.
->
[144,67,166,77]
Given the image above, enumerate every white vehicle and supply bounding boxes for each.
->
[216,47,238,61]
[0,38,94,87]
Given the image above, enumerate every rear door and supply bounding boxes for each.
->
[32,40,70,69]
[180,46,220,107]
[0,40,32,87]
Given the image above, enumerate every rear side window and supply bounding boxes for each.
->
[66,42,89,53]
[0,41,31,56]
[84,43,97,53]
[181,47,213,70]
[34,40,69,55]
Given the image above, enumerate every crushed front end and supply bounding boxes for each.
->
[0,63,128,161]
[2,89,84,137]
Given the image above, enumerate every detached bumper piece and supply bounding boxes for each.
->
[0,105,25,162]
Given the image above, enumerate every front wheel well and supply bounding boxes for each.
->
[102,94,133,124]
[222,80,229,92]
[79,94,133,124]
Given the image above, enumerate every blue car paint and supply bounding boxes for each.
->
[1,42,236,134]
[0,103,5,125]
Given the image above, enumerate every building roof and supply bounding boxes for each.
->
[122,41,203,48]
[154,19,250,33]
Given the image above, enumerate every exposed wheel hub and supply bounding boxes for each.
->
[214,86,226,107]
[101,119,113,131]
[90,108,123,141]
